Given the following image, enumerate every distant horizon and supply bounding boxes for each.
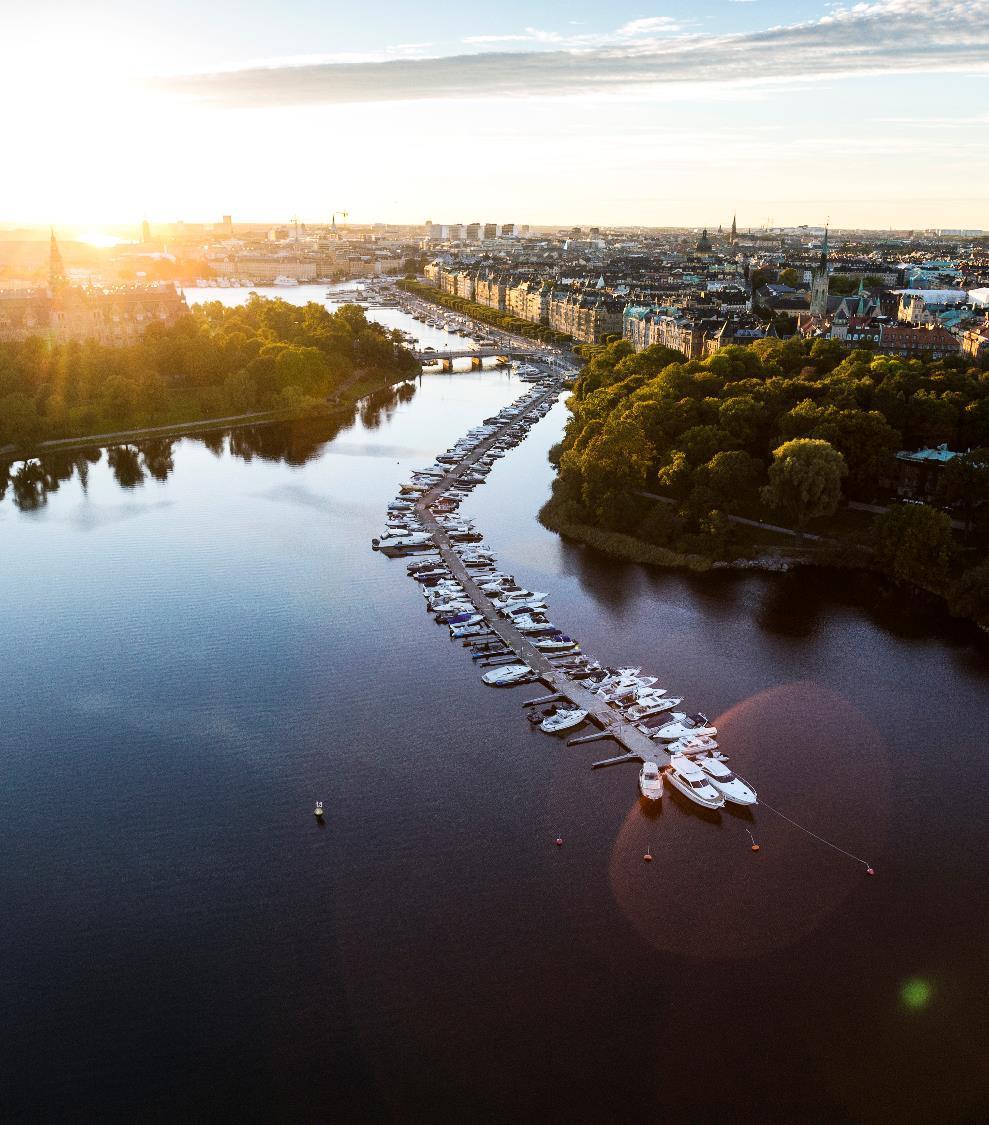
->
[1,219,984,239]
[3,1,987,229]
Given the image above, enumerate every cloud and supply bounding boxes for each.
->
[154,1,989,109]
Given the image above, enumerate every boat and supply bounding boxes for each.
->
[273,275,300,286]
[625,696,681,721]
[648,713,718,741]
[668,734,719,755]
[314,801,325,819]
[534,635,578,652]
[482,663,532,686]
[665,755,725,809]
[540,708,588,733]
[638,761,664,801]
[695,756,758,805]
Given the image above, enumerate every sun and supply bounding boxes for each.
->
[78,231,124,249]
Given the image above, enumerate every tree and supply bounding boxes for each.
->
[937,448,989,534]
[780,268,801,288]
[948,561,989,626]
[761,438,847,530]
[872,503,954,587]
[690,450,764,514]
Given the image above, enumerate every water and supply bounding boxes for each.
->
[1,371,987,1122]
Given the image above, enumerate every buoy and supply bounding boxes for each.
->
[555,837,563,847]
[643,852,653,863]
[750,844,761,852]
[866,866,875,876]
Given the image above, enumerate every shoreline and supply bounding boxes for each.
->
[0,368,416,464]
[538,494,989,637]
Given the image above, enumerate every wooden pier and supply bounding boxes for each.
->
[413,385,673,770]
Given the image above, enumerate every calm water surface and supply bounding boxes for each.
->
[1,363,987,1123]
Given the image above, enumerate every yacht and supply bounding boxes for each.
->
[695,756,758,805]
[540,708,588,734]
[482,663,532,686]
[648,714,718,742]
[638,761,664,801]
[534,635,578,652]
[668,734,719,755]
[625,695,681,721]
[273,275,300,286]
[665,755,725,810]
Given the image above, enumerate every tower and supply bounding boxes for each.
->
[49,228,66,293]
[810,226,829,316]
[730,214,737,245]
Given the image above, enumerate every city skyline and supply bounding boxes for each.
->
[4,1,989,227]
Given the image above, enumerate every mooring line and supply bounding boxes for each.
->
[758,798,874,872]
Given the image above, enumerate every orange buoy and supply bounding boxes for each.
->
[750,844,761,852]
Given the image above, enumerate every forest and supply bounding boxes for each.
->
[0,297,420,451]
[544,336,989,627]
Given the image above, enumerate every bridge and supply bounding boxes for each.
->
[413,346,537,366]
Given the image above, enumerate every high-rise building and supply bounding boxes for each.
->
[483,222,497,241]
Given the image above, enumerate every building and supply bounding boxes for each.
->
[877,324,960,359]
[895,445,962,498]
[961,316,989,363]
[0,231,187,345]
[549,291,623,343]
[809,228,830,316]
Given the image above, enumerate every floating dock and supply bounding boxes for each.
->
[413,385,676,771]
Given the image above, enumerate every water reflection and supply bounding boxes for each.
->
[0,380,419,511]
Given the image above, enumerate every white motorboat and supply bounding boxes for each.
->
[540,708,587,733]
[648,714,718,742]
[668,734,719,755]
[638,761,664,801]
[449,620,486,637]
[695,756,758,805]
[534,635,578,652]
[314,800,325,819]
[625,695,681,721]
[665,755,725,810]
[482,663,532,686]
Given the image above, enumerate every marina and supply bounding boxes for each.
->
[374,360,745,806]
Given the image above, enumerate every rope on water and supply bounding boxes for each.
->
[757,798,875,873]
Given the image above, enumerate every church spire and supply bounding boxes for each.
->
[49,227,66,293]
[730,214,737,244]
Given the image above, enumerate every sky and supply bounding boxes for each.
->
[4,0,988,230]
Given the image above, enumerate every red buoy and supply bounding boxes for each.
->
[555,838,563,847]
[643,852,653,862]
[866,866,875,876]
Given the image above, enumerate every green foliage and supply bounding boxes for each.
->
[948,561,989,626]
[871,503,955,588]
[0,298,418,451]
[761,438,847,529]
